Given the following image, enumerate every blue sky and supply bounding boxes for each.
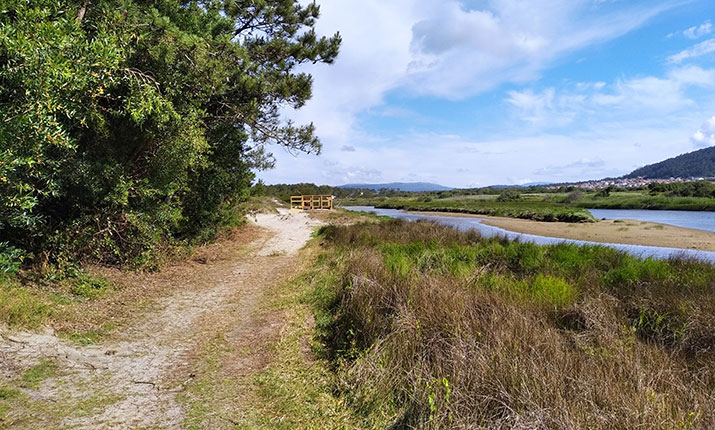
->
[259,0,715,188]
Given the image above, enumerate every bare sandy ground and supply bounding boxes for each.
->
[411,211,715,251]
[0,208,323,429]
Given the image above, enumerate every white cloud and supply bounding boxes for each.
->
[285,0,417,145]
[534,159,608,178]
[592,76,691,111]
[691,116,715,148]
[506,66,715,127]
[263,124,702,187]
[404,0,678,98]
[668,38,715,63]
[683,20,712,39]
[506,88,582,127]
[261,0,712,187]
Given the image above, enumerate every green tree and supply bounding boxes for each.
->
[595,185,615,198]
[0,0,340,265]
[496,188,521,202]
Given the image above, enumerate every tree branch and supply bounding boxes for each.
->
[76,1,88,25]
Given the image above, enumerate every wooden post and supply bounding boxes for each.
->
[290,195,333,211]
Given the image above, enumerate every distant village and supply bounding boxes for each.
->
[551,176,715,190]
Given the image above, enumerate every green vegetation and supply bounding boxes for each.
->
[576,183,715,210]
[237,264,363,429]
[0,1,339,269]
[496,188,521,202]
[308,219,715,429]
[21,360,59,389]
[358,197,596,222]
[178,244,363,429]
[576,194,715,210]
[0,280,53,328]
[338,183,715,222]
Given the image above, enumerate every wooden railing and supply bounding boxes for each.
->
[290,195,333,210]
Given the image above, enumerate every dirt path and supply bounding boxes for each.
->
[0,209,323,429]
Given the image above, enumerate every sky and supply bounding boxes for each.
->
[259,0,715,188]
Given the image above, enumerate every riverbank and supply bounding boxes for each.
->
[410,211,715,251]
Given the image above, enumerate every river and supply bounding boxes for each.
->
[588,209,715,233]
[343,206,715,263]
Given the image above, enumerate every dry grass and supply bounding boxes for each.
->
[306,208,385,226]
[0,224,265,341]
[311,220,715,429]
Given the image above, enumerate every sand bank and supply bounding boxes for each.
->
[409,211,715,252]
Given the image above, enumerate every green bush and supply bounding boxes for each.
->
[0,1,339,267]
[496,188,521,202]
[0,242,25,278]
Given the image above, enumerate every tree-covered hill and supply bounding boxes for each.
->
[627,146,715,179]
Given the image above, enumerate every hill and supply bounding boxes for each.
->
[339,182,453,192]
[627,146,715,179]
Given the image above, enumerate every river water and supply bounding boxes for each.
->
[343,206,715,264]
[588,209,715,233]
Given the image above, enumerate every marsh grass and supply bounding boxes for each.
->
[372,199,595,223]
[312,219,715,429]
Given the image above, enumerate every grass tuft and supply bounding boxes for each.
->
[21,360,59,388]
[309,219,715,429]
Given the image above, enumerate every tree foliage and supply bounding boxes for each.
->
[0,0,340,265]
[648,181,715,198]
[496,188,521,202]
[627,146,715,179]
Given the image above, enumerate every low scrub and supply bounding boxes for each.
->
[372,199,595,223]
[576,195,715,211]
[311,220,715,429]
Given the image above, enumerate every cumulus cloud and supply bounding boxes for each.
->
[405,0,677,98]
[262,0,713,187]
[683,20,713,39]
[285,0,682,147]
[265,125,700,187]
[506,88,583,127]
[691,117,715,148]
[668,38,715,63]
[286,0,417,144]
[506,66,715,128]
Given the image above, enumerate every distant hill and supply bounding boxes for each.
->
[521,182,554,187]
[627,146,715,179]
[483,182,553,189]
[339,182,453,192]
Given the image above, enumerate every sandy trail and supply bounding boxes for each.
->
[0,208,322,429]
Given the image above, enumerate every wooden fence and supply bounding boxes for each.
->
[290,195,333,210]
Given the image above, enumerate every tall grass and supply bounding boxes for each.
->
[311,220,715,429]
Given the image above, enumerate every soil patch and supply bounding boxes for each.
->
[0,208,323,429]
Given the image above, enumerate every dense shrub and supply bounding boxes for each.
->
[496,188,521,202]
[0,1,339,267]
